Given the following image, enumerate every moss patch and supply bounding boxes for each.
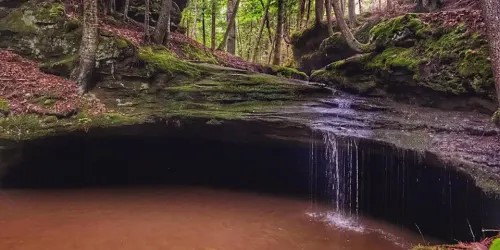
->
[367,47,419,71]
[0,98,10,114]
[370,14,430,46]
[181,44,218,64]
[269,66,308,81]
[39,54,77,76]
[139,46,201,78]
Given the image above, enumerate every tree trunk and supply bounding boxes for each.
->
[144,0,150,43]
[387,0,393,10]
[332,0,371,52]
[481,0,500,107]
[153,0,172,45]
[72,0,98,93]
[306,0,312,26]
[217,0,241,51]
[358,0,362,13]
[123,0,130,20]
[273,0,284,65]
[348,0,356,27]
[191,0,198,38]
[298,0,306,29]
[315,0,324,25]
[110,0,116,13]
[211,0,217,50]
[226,0,237,54]
[325,0,333,35]
[202,0,206,46]
[253,0,271,62]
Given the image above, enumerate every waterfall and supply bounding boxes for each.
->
[322,131,360,215]
[308,129,364,232]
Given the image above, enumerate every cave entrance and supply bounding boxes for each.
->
[0,121,498,245]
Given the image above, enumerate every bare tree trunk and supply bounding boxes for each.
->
[144,0,150,43]
[218,0,241,51]
[298,0,306,29]
[211,0,217,50]
[273,0,284,65]
[226,0,237,54]
[123,0,130,20]
[110,0,116,13]
[315,0,324,25]
[325,0,333,35]
[348,0,356,27]
[72,0,98,93]
[153,0,172,45]
[306,0,312,26]
[202,0,206,46]
[358,0,362,13]
[191,0,198,38]
[481,0,500,108]
[253,0,271,62]
[332,0,371,52]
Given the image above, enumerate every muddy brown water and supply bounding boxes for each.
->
[0,187,430,250]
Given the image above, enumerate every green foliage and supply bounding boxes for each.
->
[138,46,201,78]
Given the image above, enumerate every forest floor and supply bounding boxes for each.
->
[0,50,104,117]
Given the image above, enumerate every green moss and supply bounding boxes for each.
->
[270,66,308,80]
[115,37,130,49]
[35,2,65,20]
[181,44,218,64]
[458,49,494,93]
[370,14,430,44]
[367,47,420,71]
[0,115,48,140]
[39,54,78,76]
[0,98,9,113]
[493,109,500,125]
[0,8,37,33]
[138,46,201,78]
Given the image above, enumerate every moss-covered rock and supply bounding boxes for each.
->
[0,1,136,76]
[138,46,202,78]
[267,66,309,81]
[312,14,496,112]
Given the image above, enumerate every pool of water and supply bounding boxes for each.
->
[0,187,429,250]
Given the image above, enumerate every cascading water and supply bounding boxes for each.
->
[307,124,494,242]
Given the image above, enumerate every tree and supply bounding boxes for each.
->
[273,0,284,65]
[202,0,207,46]
[252,0,271,62]
[480,0,500,110]
[348,0,356,27]
[72,0,98,93]
[332,0,371,52]
[387,0,393,10]
[315,0,324,25]
[123,0,130,20]
[153,0,172,44]
[325,0,334,35]
[211,0,217,50]
[218,0,241,51]
[144,0,150,43]
[226,0,238,54]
